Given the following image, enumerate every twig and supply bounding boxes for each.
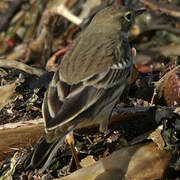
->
[44,1,82,26]
[150,88,157,105]
[140,0,180,17]
[0,59,45,76]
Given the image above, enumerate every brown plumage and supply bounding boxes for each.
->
[24,5,145,173]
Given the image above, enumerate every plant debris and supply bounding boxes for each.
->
[0,0,180,179]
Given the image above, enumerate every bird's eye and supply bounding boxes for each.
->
[124,12,132,22]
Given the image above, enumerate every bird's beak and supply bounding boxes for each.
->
[134,9,146,16]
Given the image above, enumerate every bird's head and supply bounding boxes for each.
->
[87,6,145,35]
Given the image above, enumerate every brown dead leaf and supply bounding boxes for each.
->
[80,155,96,168]
[163,67,180,106]
[147,125,165,150]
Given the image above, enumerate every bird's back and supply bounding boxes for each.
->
[59,31,120,84]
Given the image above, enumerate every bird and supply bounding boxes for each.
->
[24,5,145,173]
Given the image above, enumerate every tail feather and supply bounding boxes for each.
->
[24,136,65,173]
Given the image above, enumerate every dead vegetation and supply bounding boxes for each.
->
[0,0,179,179]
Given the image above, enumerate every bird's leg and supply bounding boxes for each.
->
[99,116,109,133]
[99,104,114,133]
[66,132,81,169]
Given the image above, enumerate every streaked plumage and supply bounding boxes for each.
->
[24,5,145,173]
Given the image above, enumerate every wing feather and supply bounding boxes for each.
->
[44,34,132,132]
[45,66,130,131]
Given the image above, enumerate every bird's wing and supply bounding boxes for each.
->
[43,34,131,132]
[59,32,118,84]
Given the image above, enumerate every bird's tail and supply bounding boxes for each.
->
[24,136,65,173]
